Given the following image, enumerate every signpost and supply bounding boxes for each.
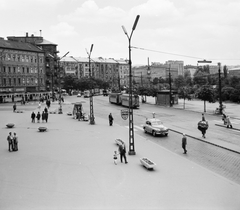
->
[121,109,129,120]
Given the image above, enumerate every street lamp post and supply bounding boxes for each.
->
[218,62,223,114]
[87,44,95,125]
[122,15,140,155]
[168,64,172,107]
[57,51,69,114]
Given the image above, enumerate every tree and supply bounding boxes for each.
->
[193,73,208,86]
[178,86,191,109]
[174,75,186,89]
[195,85,215,112]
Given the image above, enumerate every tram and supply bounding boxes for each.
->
[109,93,139,108]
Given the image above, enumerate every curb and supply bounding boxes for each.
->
[169,128,240,155]
[215,124,240,131]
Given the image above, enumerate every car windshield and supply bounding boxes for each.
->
[151,121,163,126]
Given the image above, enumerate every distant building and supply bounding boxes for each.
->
[60,57,129,90]
[228,67,240,77]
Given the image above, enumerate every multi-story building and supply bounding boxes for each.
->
[60,57,129,90]
[132,62,179,87]
[0,37,45,102]
[7,33,59,93]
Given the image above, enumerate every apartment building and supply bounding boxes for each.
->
[0,37,45,101]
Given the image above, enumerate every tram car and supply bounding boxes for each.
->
[109,93,139,108]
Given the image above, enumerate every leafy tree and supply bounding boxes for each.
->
[195,85,215,112]
[174,75,186,89]
[193,73,208,86]
[221,86,235,101]
[178,86,191,109]
[223,65,228,78]
[153,77,159,85]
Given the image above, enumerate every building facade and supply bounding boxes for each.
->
[60,57,129,90]
[0,37,45,102]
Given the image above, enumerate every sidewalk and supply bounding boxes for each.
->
[0,103,240,209]
[145,97,240,154]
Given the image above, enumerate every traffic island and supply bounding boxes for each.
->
[140,157,156,170]
[6,123,15,128]
[38,127,47,132]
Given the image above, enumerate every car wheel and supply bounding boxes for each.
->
[144,128,147,133]
[165,133,168,136]
[152,131,156,137]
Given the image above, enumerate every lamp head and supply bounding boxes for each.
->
[132,15,140,31]
[122,26,128,35]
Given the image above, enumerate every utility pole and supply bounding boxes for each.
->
[122,15,140,155]
[169,64,172,107]
[218,62,223,114]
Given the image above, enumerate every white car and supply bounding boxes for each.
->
[143,118,169,137]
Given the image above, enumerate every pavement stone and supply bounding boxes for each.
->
[0,102,240,209]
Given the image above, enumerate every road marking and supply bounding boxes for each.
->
[213,120,239,125]
[134,125,143,130]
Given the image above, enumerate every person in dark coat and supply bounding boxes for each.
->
[7,132,13,152]
[198,113,208,138]
[182,133,187,154]
[13,132,18,151]
[45,111,48,123]
[108,113,114,126]
[36,112,41,123]
[42,111,45,123]
[118,143,128,164]
[31,112,36,123]
[13,103,17,112]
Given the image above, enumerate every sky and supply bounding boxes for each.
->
[0,0,240,67]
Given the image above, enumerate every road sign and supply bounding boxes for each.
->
[121,109,129,120]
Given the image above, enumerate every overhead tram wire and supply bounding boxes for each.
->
[132,46,240,62]
[131,46,205,60]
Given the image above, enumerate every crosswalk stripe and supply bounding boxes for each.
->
[124,125,143,131]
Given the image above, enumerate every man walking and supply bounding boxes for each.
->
[118,143,128,164]
[108,113,114,126]
[182,133,187,154]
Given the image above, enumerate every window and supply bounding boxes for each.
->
[8,66,11,73]
[13,67,16,73]
[35,78,38,84]
[3,66,6,73]
[17,67,20,73]
[22,78,25,84]
[26,78,29,84]
[22,67,25,73]
[9,78,11,85]
[13,78,16,85]
[3,78,6,86]
[27,68,29,73]
[18,78,21,85]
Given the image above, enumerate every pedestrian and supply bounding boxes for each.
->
[118,143,128,164]
[31,111,36,123]
[113,151,119,165]
[13,103,17,112]
[226,116,233,128]
[108,113,114,126]
[42,111,45,123]
[182,133,187,154]
[45,111,48,123]
[198,113,208,138]
[44,107,48,113]
[13,132,18,151]
[36,112,41,123]
[7,132,13,152]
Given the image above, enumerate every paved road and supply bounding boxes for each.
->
[1,98,240,209]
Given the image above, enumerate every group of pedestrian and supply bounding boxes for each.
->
[7,132,18,152]
[31,108,49,123]
[113,142,128,165]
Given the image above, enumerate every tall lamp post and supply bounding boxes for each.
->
[86,44,95,125]
[122,15,140,155]
[218,62,223,114]
[168,64,172,107]
[57,51,69,114]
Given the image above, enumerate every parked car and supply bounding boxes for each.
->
[143,118,169,137]
[77,93,81,97]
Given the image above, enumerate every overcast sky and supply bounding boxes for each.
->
[1,0,240,66]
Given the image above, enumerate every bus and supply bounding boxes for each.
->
[109,93,139,108]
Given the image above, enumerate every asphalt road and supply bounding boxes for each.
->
[69,95,240,185]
